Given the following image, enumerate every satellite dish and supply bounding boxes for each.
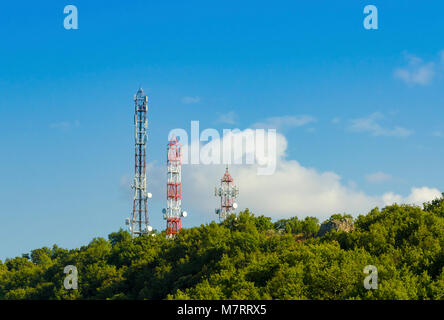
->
[162,208,166,214]
[125,218,130,225]
[233,203,238,209]
[147,225,153,232]
[182,211,187,217]
[147,192,152,199]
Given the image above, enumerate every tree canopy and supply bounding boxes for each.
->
[0,201,443,300]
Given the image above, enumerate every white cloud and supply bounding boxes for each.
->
[146,129,440,222]
[252,115,316,130]
[216,111,238,125]
[382,187,441,207]
[181,96,201,104]
[349,112,412,137]
[404,187,442,204]
[394,52,436,86]
[365,171,391,183]
[432,130,444,137]
[331,117,341,124]
[49,120,80,131]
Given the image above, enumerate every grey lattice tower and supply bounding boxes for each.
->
[126,88,152,236]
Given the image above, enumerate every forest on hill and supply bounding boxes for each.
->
[0,197,443,300]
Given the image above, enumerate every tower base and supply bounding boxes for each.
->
[166,218,181,237]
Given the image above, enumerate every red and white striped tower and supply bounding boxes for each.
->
[163,136,187,237]
[215,166,239,221]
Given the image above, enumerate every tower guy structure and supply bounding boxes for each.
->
[126,88,152,237]
[163,136,187,237]
[215,166,239,220]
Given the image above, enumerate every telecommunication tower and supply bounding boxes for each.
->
[162,136,187,237]
[215,166,239,220]
[126,88,153,237]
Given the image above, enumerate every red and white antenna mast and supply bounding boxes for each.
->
[126,88,152,237]
[163,136,187,237]
[215,166,239,221]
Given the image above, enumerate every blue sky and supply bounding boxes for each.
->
[1,1,444,259]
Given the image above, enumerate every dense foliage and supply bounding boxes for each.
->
[1,198,443,300]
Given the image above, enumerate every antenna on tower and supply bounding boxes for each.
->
[126,87,152,237]
[163,135,187,238]
[215,165,239,221]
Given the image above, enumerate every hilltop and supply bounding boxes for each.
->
[0,197,443,300]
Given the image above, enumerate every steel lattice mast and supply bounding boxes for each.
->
[163,136,187,237]
[215,166,239,221]
[126,88,152,237]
